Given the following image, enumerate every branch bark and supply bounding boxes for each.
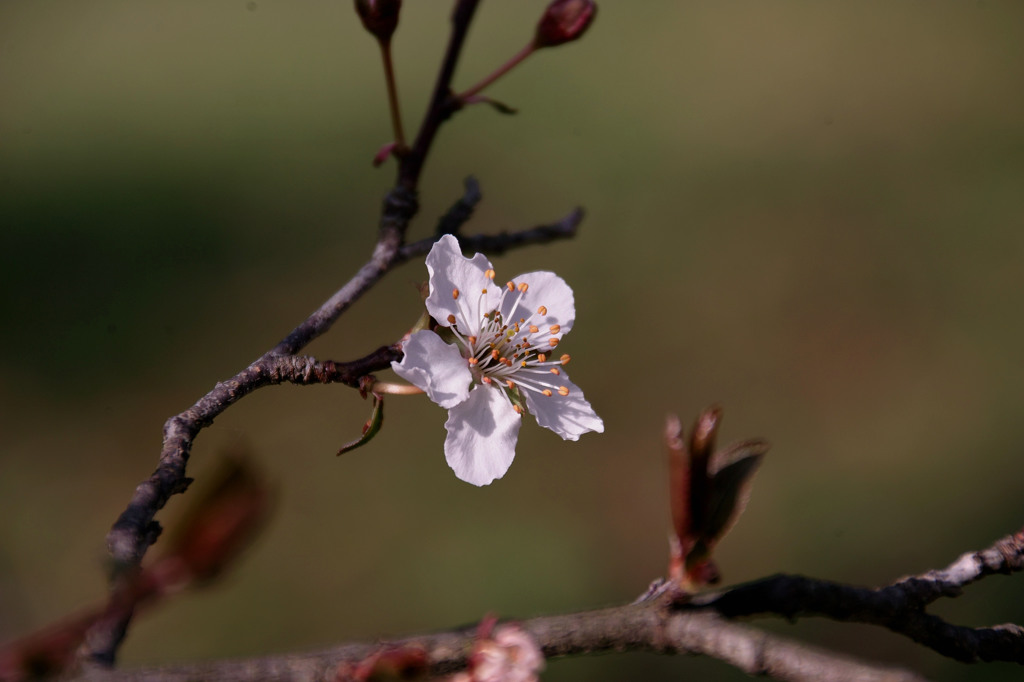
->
[71,604,926,682]
[689,528,1024,664]
[67,531,1024,681]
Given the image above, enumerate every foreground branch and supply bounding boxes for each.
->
[72,604,924,682]
[69,529,1024,682]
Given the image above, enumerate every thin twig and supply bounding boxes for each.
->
[435,176,482,236]
[399,0,481,190]
[379,39,406,149]
[403,207,584,264]
[690,528,1024,663]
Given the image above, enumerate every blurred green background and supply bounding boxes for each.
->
[3,1,1024,680]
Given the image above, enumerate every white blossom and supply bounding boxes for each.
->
[392,235,603,485]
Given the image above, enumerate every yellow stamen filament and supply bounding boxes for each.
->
[548,338,559,347]
[537,306,547,316]
[549,325,560,334]
[560,354,570,365]
[365,381,425,396]
[452,288,460,300]
[542,389,553,397]
[558,386,570,396]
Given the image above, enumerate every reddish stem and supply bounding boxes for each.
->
[457,42,536,101]
[379,39,407,149]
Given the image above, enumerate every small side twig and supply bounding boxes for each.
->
[435,176,482,236]
[403,207,584,263]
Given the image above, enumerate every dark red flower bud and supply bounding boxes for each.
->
[534,0,596,48]
[354,0,402,43]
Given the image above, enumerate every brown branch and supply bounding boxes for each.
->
[689,528,1024,664]
[91,0,570,666]
[434,176,482,236]
[69,602,926,682]
[72,530,1024,681]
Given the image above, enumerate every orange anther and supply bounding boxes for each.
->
[549,325,560,334]
[491,349,500,360]
[506,281,515,292]
[560,354,570,365]
[506,380,515,388]
[550,368,561,375]
[542,389,553,397]
[537,353,547,363]
[518,282,529,293]
[447,314,456,324]
[537,306,547,316]
[484,269,495,280]
[468,357,479,365]
[558,386,570,396]
[452,288,460,300]
[529,325,540,334]
[513,404,523,414]
[548,338,559,347]
[468,336,477,345]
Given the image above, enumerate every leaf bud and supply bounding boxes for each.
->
[534,0,597,49]
[354,0,402,43]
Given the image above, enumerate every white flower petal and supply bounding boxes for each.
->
[500,271,575,340]
[444,386,522,486]
[391,330,471,409]
[523,371,603,441]
[425,234,500,329]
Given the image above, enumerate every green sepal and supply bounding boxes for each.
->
[337,393,384,456]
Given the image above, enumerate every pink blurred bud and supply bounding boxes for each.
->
[467,624,544,682]
[354,0,402,43]
[164,456,272,585]
[372,140,398,167]
[534,0,596,49]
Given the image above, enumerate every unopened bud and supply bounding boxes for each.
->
[534,0,596,49]
[354,0,402,43]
